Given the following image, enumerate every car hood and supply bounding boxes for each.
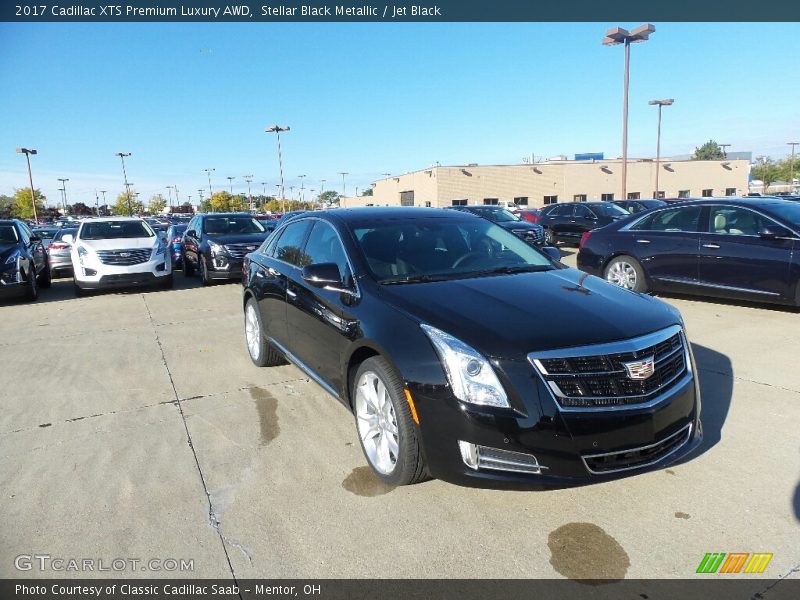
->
[207,233,269,246]
[77,237,158,251]
[498,221,541,232]
[376,267,680,359]
[0,243,20,263]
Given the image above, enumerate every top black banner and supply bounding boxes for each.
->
[3,1,800,22]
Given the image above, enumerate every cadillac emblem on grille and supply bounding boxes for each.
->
[622,356,656,380]
[119,252,131,258]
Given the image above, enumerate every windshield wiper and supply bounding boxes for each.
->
[381,274,452,285]
[472,265,553,276]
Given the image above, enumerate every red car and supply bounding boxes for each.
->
[517,208,542,223]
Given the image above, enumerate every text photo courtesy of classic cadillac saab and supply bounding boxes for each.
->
[240,208,702,488]
[577,198,800,307]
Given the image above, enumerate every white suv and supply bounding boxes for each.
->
[66,217,173,296]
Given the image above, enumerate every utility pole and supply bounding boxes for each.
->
[116,152,132,215]
[788,142,799,193]
[204,167,215,200]
[298,174,306,203]
[265,124,290,213]
[244,175,253,212]
[16,148,39,223]
[648,99,674,199]
[339,172,348,197]
[57,178,69,215]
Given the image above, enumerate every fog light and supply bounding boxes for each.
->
[83,268,97,276]
[155,262,166,272]
[214,257,227,268]
[458,441,547,475]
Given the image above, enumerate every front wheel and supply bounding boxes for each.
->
[604,255,648,293]
[244,297,284,367]
[352,357,428,486]
[25,265,39,301]
[199,256,212,286]
[544,227,554,245]
[183,253,195,276]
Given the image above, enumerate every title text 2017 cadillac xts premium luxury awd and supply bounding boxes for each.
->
[577,198,800,307]
[241,209,702,487]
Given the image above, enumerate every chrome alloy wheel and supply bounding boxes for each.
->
[245,303,261,361]
[606,260,638,290]
[355,371,399,475]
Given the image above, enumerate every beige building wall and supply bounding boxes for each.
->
[341,159,750,208]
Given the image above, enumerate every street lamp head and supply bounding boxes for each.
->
[266,125,290,133]
[603,24,655,45]
[630,23,656,41]
[649,98,674,106]
[16,148,37,155]
[116,152,131,157]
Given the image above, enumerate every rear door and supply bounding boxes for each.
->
[183,216,201,269]
[698,205,794,301]
[571,204,598,240]
[542,204,574,240]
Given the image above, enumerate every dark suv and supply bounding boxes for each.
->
[182,213,270,284]
[538,202,630,245]
[448,205,546,246]
[0,219,51,301]
[241,208,701,488]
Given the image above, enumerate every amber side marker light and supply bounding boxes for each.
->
[404,389,420,424]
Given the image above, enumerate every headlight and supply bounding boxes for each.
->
[4,252,18,265]
[154,242,166,256]
[421,324,510,408]
[208,241,224,255]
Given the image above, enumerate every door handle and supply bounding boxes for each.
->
[636,239,651,244]
[287,289,297,299]
[702,243,720,249]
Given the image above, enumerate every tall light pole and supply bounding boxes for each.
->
[788,142,799,193]
[198,189,204,204]
[244,175,253,211]
[100,190,107,214]
[173,185,179,206]
[648,98,673,199]
[298,174,306,203]
[226,176,235,195]
[603,24,656,200]
[57,178,69,214]
[265,124,290,213]
[116,152,132,215]
[204,167,215,200]
[15,148,39,223]
[719,143,731,159]
[339,171,348,197]
[166,185,174,207]
[260,181,268,197]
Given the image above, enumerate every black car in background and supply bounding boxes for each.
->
[448,205,547,246]
[165,224,187,270]
[614,199,667,214]
[0,219,51,301]
[241,208,701,488]
[538,202,630,245]
[577,198,800,306]
[182,213,270,285]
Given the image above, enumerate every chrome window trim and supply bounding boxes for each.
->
[581,423,692,475]
[528,324,692,412]
[620,204,705,233]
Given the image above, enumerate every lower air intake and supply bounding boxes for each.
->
[458,441,547,475]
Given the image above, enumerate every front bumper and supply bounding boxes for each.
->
[49,253,73,276]
[409,356,701,488]
[206,254,244,279]
[73,253,172,290]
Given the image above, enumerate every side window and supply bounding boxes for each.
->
[710,207,765,236]
[573,205,592,219]
[632,206,703,232]
[549,205,572,218]
[303,221,349,281]
[270,220,312,267]
[18,223,31,245]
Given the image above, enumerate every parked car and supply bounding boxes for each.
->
[241,208,702,487]
[47,227,78,278]
[0,219,51,301]
[448,206,547,246]
[614,199,668,214]
[31,226,60,248]
[517,208,542,224]
[254,216,278,235]
[165,224,187,270]
[182,213,270,285]
[577,198,800,306]
[538,202,630,245]
[66,217,173,296]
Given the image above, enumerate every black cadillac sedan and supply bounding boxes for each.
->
[538,201,630,245]
[447,205,547,246]
[577,198,800,307]
[241,208,701,488]
[0,219,50,301]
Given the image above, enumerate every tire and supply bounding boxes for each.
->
[183,253,195,276]
[352,357,428,486]
[604,255,648,293]
[199,256,213,286]
[544,227,554,245]
[244,297,284,367]
[25,265,39,301]
[38,261,52,288]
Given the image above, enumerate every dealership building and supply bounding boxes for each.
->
[341,155,751,209]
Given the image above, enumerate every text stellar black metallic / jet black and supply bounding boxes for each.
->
[241,208,702,488]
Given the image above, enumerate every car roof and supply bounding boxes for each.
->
[318,207,481,224]
[78,216,145,223]
[199,212,254,218]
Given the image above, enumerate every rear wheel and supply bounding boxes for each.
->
[352,357,428,486]
[244,297,284,367]
[38,262,52,288]
[604,255,647,293]
[544,227,554,245]
[25,265,39,301]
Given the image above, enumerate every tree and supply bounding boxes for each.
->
[111,191,143,215]
[149,194,167,215]
[0,194,13,218]
[70,202,94,216]
[752,157,780,193]
[691,140,725,161]
[361,187,373,196]
[10,188,46,220]
[317,190,340,206]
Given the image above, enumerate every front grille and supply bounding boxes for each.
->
[582,423,692,474]
[224,242,260,259]
[96,248,151,266]
[528,325,689,410]
[513,226,545,246]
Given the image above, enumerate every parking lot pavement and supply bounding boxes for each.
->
[1,261,799,582]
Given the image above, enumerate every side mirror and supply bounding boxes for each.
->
[758,225,791,239]
[186,230,197,238]
[61,234,74,244]
[542,246,561,261]
[29,235,42,243]
[301,263,342,289]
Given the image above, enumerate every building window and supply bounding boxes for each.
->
[451,199,467,206]
[678,190,690,198]
[725,188,736,196]
[653,191,665,199]
[601,193,614,201]
[514,196,529,206]
[400,190,414,206]
[424,201,431,207]
[573,194,587,202]
[627,192,641,200]
[483,198,498,205]
[702,189,713,197]
[543,195,558,205]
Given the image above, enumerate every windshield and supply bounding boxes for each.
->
[53,228,78,242]
[352,216,553,283]
[765,202,800,230]
[472,207,519,223]
[0,224,19,244]
[593,203,630,217]
[203,216,265,235]
[33,228,58,239]
[79,220,155,240]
